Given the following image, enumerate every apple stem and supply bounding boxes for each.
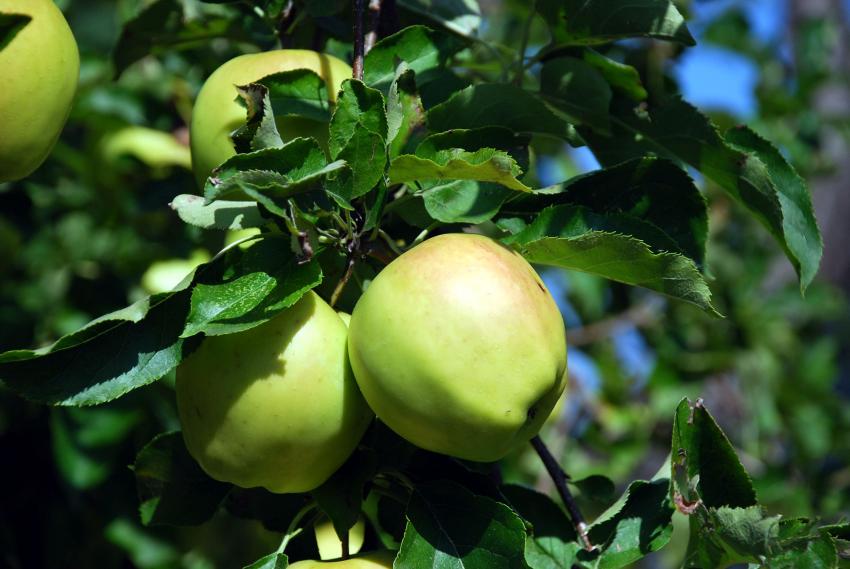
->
[353,0,366,80]
[530,435,595,552]
[277,502,318,554]
[341,532,351,559]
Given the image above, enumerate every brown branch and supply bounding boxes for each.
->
[276,0,296,48]
[352,0,366,80]
[530,436,594,552]
[565,299,661,346]
[364,0,383,54]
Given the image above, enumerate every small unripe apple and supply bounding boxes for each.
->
[176,292,373,493]
[348,233,568,462]
[0,0,79,182]
[314,516,365,560]
[288,550,395,568]
[189,50,351,188]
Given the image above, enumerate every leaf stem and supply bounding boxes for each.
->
[276,502,318,554]
[530,435,594,552]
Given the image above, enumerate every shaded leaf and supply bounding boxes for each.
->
[397,480,530,569]
[428,84,571,139]
[422,181,511,224]
[232,84,284,153]
[540,56,612,133]
[364,25,466,93]
[584,97,821,290]
[397,0,481,38]
[134,432,231,526]
[0,12,30,50]
[0,288,200,406]
[243,552,288,569]
[538,0,695,46]
[260,68,332,123]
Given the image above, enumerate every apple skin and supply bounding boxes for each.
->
[176,291,373,493]
[348,233,568,462]
[189,50,351,188]
[0,0,79,182]
[314,516,365,560]
[288,551,395,568]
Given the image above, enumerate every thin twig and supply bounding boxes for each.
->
[530,436,594,552]
[364,0,383,53]
[330,251,357,307]
[352,0,367,80]
[566,298,661,346]
[276,0,296,48]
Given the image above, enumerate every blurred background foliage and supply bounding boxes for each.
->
[1,0,849,567]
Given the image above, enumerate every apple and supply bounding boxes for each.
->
[190,50,351,188]
[176,291,373,493]
[0,0,79,182]
[314,516,365,560]
[347,233,568,462]
[141,249,211,295]
[288,550,395,568]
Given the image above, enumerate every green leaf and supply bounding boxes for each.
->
[417,127,531,172]
[506,207,717,313]
[428,84,572,139]
[312,449,378,540]
[540,57,612,133]
[329,79,388,158]
[243,552,288,569]
[0,288,199,406]
[390,149,531,192]
[0,12,30,50]
[587,479,674,569]
[581,50,647,102]
[397,480,529,569]
[133,432,231,526]
[530,157,708,266]
[422,181,512,224]
[232,84,285,153]
[170,195,267,231]
[397,0,482,38]
[260,68,332,123]
[537,0,695,46]
[725,125,823,291]
[584,97,822,291]
[671,398,757,509]
[325,80,389,203]
[683,506,782,568]
[113,0,246,77]
[501,484,581,569]
[205,138,332,201]
[364,25,466,93]
[182,239,322,337]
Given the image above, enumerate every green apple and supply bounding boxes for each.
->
[288,550,395,568]
[176,291,373,493]
[101,126,191,170]
[314,516,365,560]
[337,312,351,327]
[190,50,351,188]
[348,233,568,462]
[141,249,211,295]
[0,0,79,182]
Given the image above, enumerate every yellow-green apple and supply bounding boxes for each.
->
[0,0,79,182]
[314,516,365,560]
[176,292,373,493]
[288,551,395,568]
[348,233,567,462]
[189,50,351,187]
